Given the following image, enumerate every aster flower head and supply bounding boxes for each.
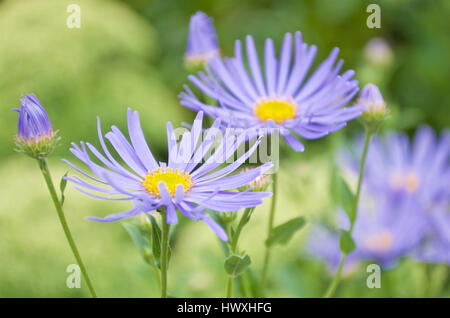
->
[328,127,450,267]
[180,31,364,152]
[347,127,450,208]
[185,11,220,68]
[64,109,272,241]
[309,190,428,269]
[13,94,59,159]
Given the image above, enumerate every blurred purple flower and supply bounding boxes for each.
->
[185,11,220,64]
[309,127,449,268]
[180,31,363,152]
[64,109,272,241]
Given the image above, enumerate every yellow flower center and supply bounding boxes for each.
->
[389,171,420,193]
[141,167,193,197]
[254,98,296,124]
[364,229,393,253]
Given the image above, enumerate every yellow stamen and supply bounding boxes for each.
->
[364,229,393,253]
[389,171,420,193]
[254,97,296,124]
[141,167,193,197]
[405,172,419,193]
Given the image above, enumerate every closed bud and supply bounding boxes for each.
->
[184,11,220,70]
[357,84,388,129]
[13,94,59,159]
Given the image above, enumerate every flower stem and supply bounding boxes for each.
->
[226,275,234,298]
[231,208,254,253]
[261,172,278,294]
[225,207,254,298]
[38,159,97,298]
[324,126,373,298]
[160,208,171,298]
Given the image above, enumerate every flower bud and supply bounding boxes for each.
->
[238,167,271,192]
[364,38,393,66]
[357,84,388,129]
[184,11,220,70]
[13,94,59,159]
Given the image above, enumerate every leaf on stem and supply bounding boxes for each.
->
[331,172,356,224]
[339,230,356,254]
[59,172,68,206]
[265,216,306,247]
[147,213,171,269]
[224,254,251,277]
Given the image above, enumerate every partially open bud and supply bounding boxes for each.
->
[184,11,220,70]
[357,84,388,129]
[238,167,271,192]
[13,94,59,159]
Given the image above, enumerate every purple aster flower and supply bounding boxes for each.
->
[345,127,450,211]
[180,31,364,152]
[316,126,449,267]
[64,109,273,241]
[13,94,58,159]
[309,195,427,269]
[185,11,220,65]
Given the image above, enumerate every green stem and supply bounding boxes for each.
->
[225,207,254,298]
[324,126,373,298]
[324,255,347,298]
[160,208,170,298]
[231,208,254,253]
[38,159,97,298]
[226,275,234,298]
[261,172,278,294]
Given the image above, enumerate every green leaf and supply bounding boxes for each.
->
[122,222,152,263]
[265,217,306,247]
[59,172,68,206]
[148,214,162,268]
[339,230,356,254]
[224,254,251,277]
[331,172,356,223]
[147,214,171,269]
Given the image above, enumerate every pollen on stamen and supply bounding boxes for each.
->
[253,97,297,124]
[141,167,193,198]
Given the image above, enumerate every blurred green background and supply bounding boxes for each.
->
[0,0,448,297]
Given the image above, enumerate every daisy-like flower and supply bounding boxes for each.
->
[64,109,272,241]
[180,31,364,152]
[13,94,59,159]
[185,11,220,66]
[309,196,427,269]
[323,127,449,267]
[346,127,450,209]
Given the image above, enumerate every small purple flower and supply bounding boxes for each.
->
[180,31,363,152]
[185,11,220,65]
[13,94,58,159]
[64,109,272,241]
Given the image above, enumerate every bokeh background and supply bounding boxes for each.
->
[0,0,449,297]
